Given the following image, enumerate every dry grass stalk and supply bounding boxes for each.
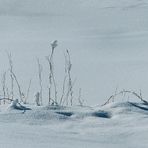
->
[102,89,148,106]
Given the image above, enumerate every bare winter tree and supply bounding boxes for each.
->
[37,58,43,105]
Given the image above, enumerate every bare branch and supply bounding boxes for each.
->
[102,89,148,106]
[65,50,73,106]
[25,79,32,104]
[7,52,14,100]
[11,71,23,103]
[46,40,58,105]
[2,71,6,104]
[78,88,84,106]
[37,58,43,105]
[60,75,67,105]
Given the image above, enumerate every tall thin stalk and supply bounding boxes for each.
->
[2,71,6,104]
[66,50,73,106]
[46,40,58,105]
[37,58,43,105]
[7,53,14,100]
[25,79,32,104]
[7,53,23,103]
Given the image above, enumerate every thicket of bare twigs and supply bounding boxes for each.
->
[0,41,147,107]
[0,41,83,107]
[102,89,148,106]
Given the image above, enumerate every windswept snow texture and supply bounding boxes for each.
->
[0,0,148,105]
[0,101,148,148]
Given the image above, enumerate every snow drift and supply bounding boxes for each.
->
[1,100,148,148]
[1,99,148,148]
[1,100,148,124]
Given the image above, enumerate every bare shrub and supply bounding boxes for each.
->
[102,89,148,106]
[7,53,24,103]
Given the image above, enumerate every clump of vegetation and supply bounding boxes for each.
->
[0,41,148,111]
[0,40,84,107]
[102,89,148,106]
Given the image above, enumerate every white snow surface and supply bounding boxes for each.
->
[0,101,148,148]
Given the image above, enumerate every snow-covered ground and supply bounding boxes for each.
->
[1,100,148,148]
[0,0,148,147]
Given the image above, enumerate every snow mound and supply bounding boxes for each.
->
[1,101,148,148]
[1,101,148,125]
[91,110,112,118]
[8,99,31,111]
[101,101,148,118]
